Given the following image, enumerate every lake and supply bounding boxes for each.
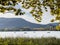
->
[0,31,60,38]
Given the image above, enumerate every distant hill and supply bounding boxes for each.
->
[0,18,58,29]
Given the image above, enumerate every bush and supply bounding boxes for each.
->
[0,37,60,45]
[56,26,60,30]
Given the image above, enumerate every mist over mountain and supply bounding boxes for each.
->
[0,18,58,29]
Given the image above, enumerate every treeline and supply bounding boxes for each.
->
[0,27,58,31]
[0,26,60,31]
[0,37,60,45]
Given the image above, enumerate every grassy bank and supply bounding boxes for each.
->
[0,37,60,45]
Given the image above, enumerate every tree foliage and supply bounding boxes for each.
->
[0,0,60,22]
[56,25,60,30]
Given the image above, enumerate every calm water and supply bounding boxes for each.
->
[0,31,60,38]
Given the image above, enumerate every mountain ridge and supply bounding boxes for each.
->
[0,18,58,29]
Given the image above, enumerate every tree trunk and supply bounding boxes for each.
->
[59,20,60,26]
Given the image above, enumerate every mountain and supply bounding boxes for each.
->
[0,18,44,28]
[0,18,58,31]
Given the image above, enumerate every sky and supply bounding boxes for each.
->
[0,3,57,24]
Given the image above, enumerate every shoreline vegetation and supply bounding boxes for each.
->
[0,37,60,45]
[0,27,58,31]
